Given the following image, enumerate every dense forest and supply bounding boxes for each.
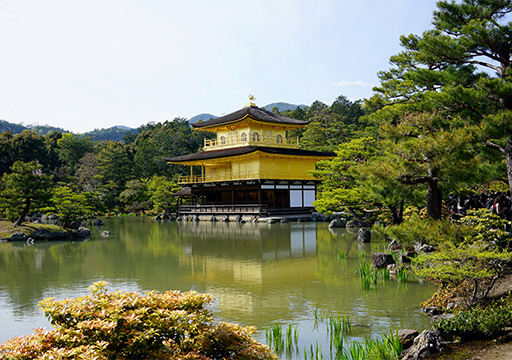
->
[0,96,367,225]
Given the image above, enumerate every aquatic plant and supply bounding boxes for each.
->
[359,260,377,289]
[338,331,402,360]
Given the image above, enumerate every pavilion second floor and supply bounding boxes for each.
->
[165,146,336,185]
[177,157,319,184]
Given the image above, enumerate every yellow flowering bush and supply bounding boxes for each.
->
[0,282,277,359]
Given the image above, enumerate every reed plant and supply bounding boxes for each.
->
[338,331,402,360]
[265,321,300,356]
[265,320,284,353]
[328,315,351,356]
[337,250,347,260]
[379,267,391,281]
[359,259,377,289]
[396,268,408,283]
[304,342,323,360]
[313,308,325,329]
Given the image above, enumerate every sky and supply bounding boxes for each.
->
[0,0,440,133]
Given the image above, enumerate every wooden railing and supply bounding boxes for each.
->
[178,204,268,215]
[204,135,298,151]
[177,171,313,184]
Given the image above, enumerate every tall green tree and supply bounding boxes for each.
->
[330,95,365,127]
[45,186,92,228]
[96,141,134,211]
[313,137,418,223]
[57,133,94,178]
[120,179,152,214]
[11,131,50,170]
[131,118,210,179]
[301,108,346,151]
[379,112,479,219]
[0,131,14,176]
[75,153,101,192]
[148,176,181,215]
[367,0,512,198]
[0,161,52,226]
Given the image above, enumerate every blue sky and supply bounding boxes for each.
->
[0,0,439,133]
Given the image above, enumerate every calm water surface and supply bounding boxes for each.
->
[0,217,435,358]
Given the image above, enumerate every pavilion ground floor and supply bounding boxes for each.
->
[176,179,318,217]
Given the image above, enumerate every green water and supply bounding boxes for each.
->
[0,217,435,358]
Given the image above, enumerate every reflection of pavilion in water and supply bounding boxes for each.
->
[178,221,317,260]
[176,222,319,319]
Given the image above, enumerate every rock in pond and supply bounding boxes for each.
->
[357,228,371,243]
[73,227,91,238]
[328,218,346,228]
[398,329,419,350]
[372,252,395,269]
[401,330,444,360]
[9,232,28,241]
[346,219,370,228]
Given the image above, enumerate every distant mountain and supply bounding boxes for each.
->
[0,120,68,135]
[29,125,69,135]
[188,113,217,124]
[0,119,27,134]
[0,101,308,139]
[113,125,133,131]
[262,102,308,113]
[187,102,308,124]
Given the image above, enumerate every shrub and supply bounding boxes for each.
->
[0,282,277,359]
[376,213,463,247]
[412,242,512,305]
[433,295,512,341]
[460,209,511,248]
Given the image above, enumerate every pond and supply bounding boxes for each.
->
[0,217,436,358]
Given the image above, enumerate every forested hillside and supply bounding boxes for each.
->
[0,96,366,220]
[262,102,308,113]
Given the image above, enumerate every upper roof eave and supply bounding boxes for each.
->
[164,146,336,164]
[191,105,311,130]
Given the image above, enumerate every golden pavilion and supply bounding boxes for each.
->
[165,100,335,217]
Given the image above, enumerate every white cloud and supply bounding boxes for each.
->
[334,80,373,87]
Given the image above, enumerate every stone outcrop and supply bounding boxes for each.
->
[9,232,28,241]
[7,228,89,241]
[346,219,370,228]
[401,330,444,360]
[372,252,395,269]
[73,227,91,239]
[32,229,54,240]
[357,228,371,243]
[415,243,435,254]
[328,218,346,228]
[398,329,419,349]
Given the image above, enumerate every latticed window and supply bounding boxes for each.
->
[276,134,283,144]
[220,136,226,145]
[252,132,260,142]
[241,132,247,142]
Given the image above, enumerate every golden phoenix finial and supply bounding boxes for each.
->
[249,94,255,101]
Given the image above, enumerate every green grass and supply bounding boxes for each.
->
[0,219,66,239]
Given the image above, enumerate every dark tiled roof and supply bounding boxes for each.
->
[164,146,336,163]
[172,187,192,196]
[191,105,311,129]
